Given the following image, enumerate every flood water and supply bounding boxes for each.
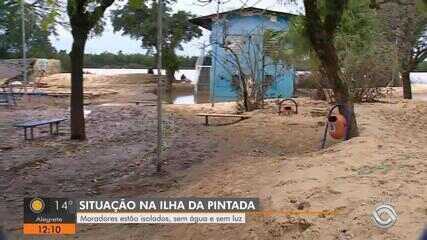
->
[171,95,195,104]
[411,72,427,84]
[84,68,199,104]
[164,88,209,105]
[84,68,198,84]
[83,69,427,104]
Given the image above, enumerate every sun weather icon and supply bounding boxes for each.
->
[29,198,45,214]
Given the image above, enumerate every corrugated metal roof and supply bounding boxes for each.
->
[189,7,297,30]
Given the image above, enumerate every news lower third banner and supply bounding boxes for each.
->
[23,197,259,235]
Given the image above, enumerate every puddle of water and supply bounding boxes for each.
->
[166,88,196,104]
[173,95,195,104]
[165,88,210,105]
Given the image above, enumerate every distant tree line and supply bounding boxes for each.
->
[56,50,198,72]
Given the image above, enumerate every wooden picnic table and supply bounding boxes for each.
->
[14,118,67,140]
[196,113,250,126]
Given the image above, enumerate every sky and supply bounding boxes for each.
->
[50,0,303,56]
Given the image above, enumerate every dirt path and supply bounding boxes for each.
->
[66,100,426,240]
[1,73,426,239]
[0,77,214,237]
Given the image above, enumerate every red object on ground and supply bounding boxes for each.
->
[328,114,347,139]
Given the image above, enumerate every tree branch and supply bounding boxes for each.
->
[88,0,115,28]
[324,0,348,36]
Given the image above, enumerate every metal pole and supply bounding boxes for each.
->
[393,37,398,86]
[156,0,163,173]
[21,0,28,85]
[210,0,221,107]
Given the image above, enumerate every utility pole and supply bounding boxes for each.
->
[21,0,28,86]
[156,0,163,173]
[210,0,221,107]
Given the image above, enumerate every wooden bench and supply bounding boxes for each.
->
[196,113,250,126]
[133,99,156,104]
[0,86,17,108]
[14,118,67,140]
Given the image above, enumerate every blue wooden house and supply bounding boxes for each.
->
[190,7,296,103]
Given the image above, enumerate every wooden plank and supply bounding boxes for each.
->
[133,100,157,105]
[134,99,157,102]
[196,113,250,118]
[14,118,66,128]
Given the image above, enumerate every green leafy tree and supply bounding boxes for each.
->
[302,0,357,135]
[371,0,427,99]
[282,0,393,100]
[0,0,56,58]
[280,0,379,71]
[282,0,368,138]
[305,0,360,138]
[111,0,202,90]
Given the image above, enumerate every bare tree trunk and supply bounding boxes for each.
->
[395,0,416,99]
[69,30,88,140]
[226,48,250,111]
[240,75,250,111]
[401,71,412,99]
[165,69,174,92]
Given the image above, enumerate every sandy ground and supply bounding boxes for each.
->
[412,84,427,101]
[0,74,426,239]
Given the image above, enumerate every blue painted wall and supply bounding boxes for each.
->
[209,13,295,102]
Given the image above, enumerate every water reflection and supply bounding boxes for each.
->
[172,95,195,104]
[163,88,209,104]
